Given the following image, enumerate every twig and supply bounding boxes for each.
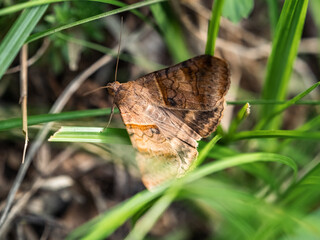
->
[5,38,50,75]
[20,45,29,164]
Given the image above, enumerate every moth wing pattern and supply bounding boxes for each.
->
[135,55,230,137]
[107,55,231,189]
[119,104,199,189]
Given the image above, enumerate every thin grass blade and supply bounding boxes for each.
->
[205,0,225,56]
[261,0,309,129]
[26,0,166,44]
[125,186,180,240]
[233,130,320,141]
[0,5,48,79]
[67,187,166,240]
[0,108,116,131]
[150,2,190,62]
[256,81,320,129]
[49,126,130,145]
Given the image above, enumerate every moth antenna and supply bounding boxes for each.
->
[114,17,123,83]
[104,17,123,131]
[82,86,110,96]
[83,18,123,97]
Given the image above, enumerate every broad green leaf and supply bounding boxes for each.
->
[222,0,254,23]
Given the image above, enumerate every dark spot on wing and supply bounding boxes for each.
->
[151,127,160,134]
[167,97,177,106]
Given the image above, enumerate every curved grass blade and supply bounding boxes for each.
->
[0,4,48,79]
[281,162,320,210]
[66,186,167,240]
[26,0,166,44]
[185,153,297,185]
[125,186,180,240]
[67,151,296,239]
[193,134,222,168]
[256,81,320,130]
[0,108,116,131]
[233,130,320,141]
[0,0,151,27]
[227,99,320,105]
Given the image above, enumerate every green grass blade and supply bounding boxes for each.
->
[182,180,268,239]
[0,4,48,79]
[185,153,297,185]
[67,187,166,240]
[0,0,59,16]
[26,0,166,44]
[227,100,320,105]
[200,145,280,193]
[205,0,225,56]
[125,186,179,240]
[274,114,320,151]
[68,151,296,240]
[310,0,320,32]
[233,130,320,141]
[0,0,151,26]
[49,126,130,145]
[261,0,309,129]
[0,108,116,131]
[296,115,320,131]
[256,81,320,129]
[194,135,222,168]
[150,2,190,62]
[310,0,320,57]
[202,143,238,159]
[281,163,320,211]
[0,0,124,16]
[266,0,280,35]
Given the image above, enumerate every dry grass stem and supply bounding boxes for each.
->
[6,38,50,75]
[20,44,28,164]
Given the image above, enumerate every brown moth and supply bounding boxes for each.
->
[107,55,230,189]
